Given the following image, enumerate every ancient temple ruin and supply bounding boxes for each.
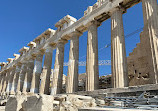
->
[0,0,158,110]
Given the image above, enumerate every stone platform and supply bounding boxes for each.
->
[0,106,5,111]
[76,84,158,97]
[79,107,153,111]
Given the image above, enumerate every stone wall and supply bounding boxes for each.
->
[127,32,152,86]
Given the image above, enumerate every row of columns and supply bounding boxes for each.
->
[0,0,157,95]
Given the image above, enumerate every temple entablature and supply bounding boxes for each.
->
[84,0,109,16]
[33,28,56,48]
[0,29,56,72]
[19,47,29,56]
[55,15,77,31]
[97,0,107,7]
[0,0,142,74]
[84,6,93,16]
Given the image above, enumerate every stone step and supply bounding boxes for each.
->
[0,106,5,111]
[134,104,158,108]
[105,97,137,100]
[79,107,152,111]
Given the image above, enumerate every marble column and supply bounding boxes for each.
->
[5,70,10,94]
[0,74,5,94]
[2,71,8,94]
[10,64,21,94]
[14,64,21,93]
[51,41,65,95]
[22,58,35,93]
[16,62,27,92]
[86,21,99,91]
[111,8,128,88]
[7,67,16,94]
[142,0,158,84]
[6,70,11,94]
[0,74,3,94]
[10,68,17,94]
[40,46,53,94]
[30,53,43,93]
[66,32,81,93]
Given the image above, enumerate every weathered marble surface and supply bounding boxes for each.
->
[5,94,54,111]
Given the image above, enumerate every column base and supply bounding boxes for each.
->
[27,92,35,95]
[10,91,15,95]
[0,92,2,96]
[6,92,10,96]
[22,92,28,95]
[15,91,22,95]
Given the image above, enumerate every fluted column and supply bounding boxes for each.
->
[111,8,128,88]
[22,58,34,94]
[86,21,99,91]
[6,70,11,94]
[2,71,8,95]
[10,72,16,94]
[0,73,5,94]
[40,46,53,94]
[5,70,10,93]
[30,53,43,93]
[0,74,3,94]
[142,0,158,84]
[7,67,16,94]
[16,62,27,93]
[14,64,21,93]
[51,41,65,95]
[10,65,21,94]
[66,32,81,93]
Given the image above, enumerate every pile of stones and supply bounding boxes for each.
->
[53,94,96,111]
[5,94,54,111]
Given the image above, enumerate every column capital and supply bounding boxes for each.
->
[43,44,55,51]
[21,60,28,65]
[88,20,101,27]
[20,57,28,63]
[1,70,7,74]
[109,7,126,16]
[7,68,12,72]
[33,50,45,57]
[12,64,17,68]
[17,62,22,66]
[57,39,68,44]
[26,54,36,61]
[69,31,83,38]
[8,65,16,72]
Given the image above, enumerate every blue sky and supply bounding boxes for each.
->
[0,0,150,76]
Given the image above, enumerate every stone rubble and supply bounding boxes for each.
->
[5,94,54,111]
[53,94,96,111]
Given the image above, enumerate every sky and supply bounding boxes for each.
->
[0,0,151,76]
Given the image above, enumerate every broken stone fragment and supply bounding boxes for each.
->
[5,94,54,111]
